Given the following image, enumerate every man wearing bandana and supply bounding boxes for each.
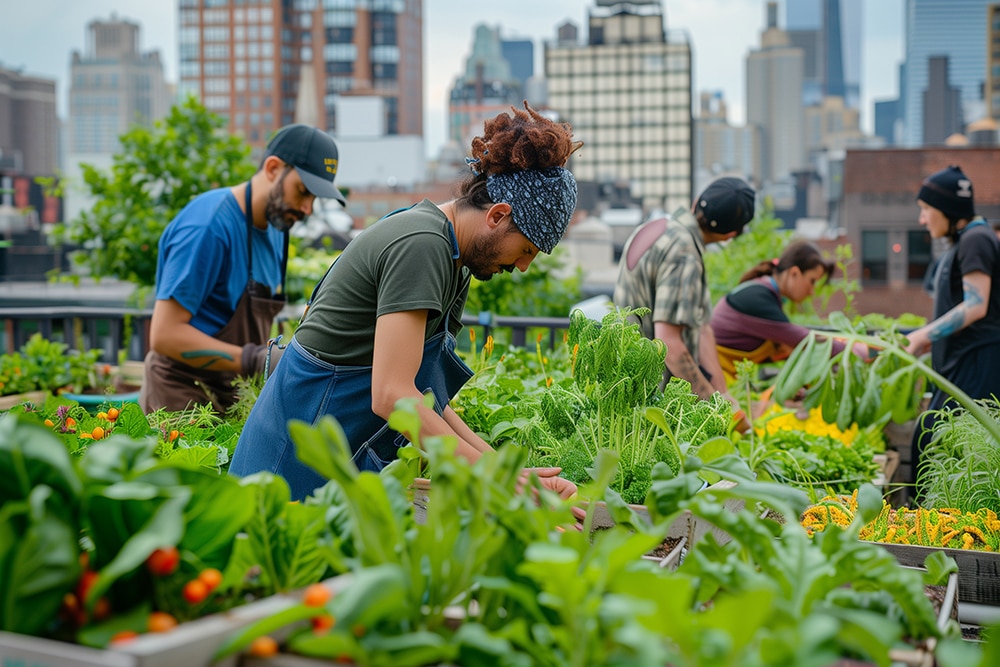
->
[230,103,582,502]
[140,125,346,414]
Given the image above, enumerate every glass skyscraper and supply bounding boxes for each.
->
[902,0,990,146]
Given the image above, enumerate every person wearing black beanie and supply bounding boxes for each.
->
[906,165,1000,499]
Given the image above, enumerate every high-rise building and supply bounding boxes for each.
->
[500,37,534,92]
[178,0,422,147]
[448,24,522,146]
[923,55,964,143]
[0,66,58,177]
[64,16,172,224]
[785,0,862,109]
[694,91,760,187]
[902,0,991,146]
[67,17,171,155]
[545,0,692,212]
[987,4,1000,123]
[746,2,806,185]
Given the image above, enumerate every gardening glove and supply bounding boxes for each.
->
[241,343,268,377]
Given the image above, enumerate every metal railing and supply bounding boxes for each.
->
[0,306,573,362]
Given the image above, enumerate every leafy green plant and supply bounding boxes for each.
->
[918,398,1000,514]
[773,311,1000,448]
[464,245,583,318]
[0,333,101,396]
[51,96,255,289]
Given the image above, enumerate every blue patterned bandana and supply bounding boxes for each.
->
[485,167,578,254]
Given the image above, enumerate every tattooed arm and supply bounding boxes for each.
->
[654,321,717,401]
[148,298,244,372]
[905,271,991,357]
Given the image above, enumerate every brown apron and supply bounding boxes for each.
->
[140,183,288,414]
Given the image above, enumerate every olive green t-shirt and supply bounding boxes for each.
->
[294,199,470,365]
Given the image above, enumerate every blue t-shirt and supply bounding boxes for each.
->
[155,188,284,336]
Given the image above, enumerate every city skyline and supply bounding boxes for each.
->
[0,0,904,158]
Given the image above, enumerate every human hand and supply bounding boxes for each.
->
[241,343,268,376]
[851,342,874,363]
[904,330,930,358]
[519,468,585,520]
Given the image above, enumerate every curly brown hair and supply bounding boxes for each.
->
[456,102,582,210]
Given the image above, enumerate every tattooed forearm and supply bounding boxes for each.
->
[667,350,715,400]
[181,349,235,369]
[926,279,984,342]
[927,310,966,341]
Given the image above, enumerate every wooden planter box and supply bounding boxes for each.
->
[0,389,48,411]
[876,541,1000,611]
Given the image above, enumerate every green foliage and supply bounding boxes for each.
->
[286,243,340,305]
[0,333,100,396]
[463,245,584,317]
[918,399,1000,514]
[52,96,256,288]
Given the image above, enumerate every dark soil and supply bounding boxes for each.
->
[648,536,682,560]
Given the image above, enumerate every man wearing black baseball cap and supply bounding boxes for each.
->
[614,176,756,431]
[140,124,346,414]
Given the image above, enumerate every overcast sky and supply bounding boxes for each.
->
[0,0,904,158]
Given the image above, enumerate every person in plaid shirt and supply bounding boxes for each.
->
[613,177,755,430]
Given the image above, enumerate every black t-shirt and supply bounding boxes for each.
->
[932,221,1000,378]
[725,279,789,323]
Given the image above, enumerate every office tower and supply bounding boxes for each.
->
[987,4,1000,123]
[923,55,963,143]
[694,91,760,185]
[448,24,522,146]
[67,17,171,156]
[746,2,806,185]
[500,37,534,92]
[545,0,692,212]
[64,16,171,224]
[178,0,422,147]
[0,67,58,177]
[902,0,990,146]
[786,0,862,109]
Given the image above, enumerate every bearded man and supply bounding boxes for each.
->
[139,125,345,413]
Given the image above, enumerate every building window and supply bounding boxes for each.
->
[907,229,933,284]
[861,230,888,284]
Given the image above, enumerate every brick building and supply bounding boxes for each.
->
[840,147,1000,319]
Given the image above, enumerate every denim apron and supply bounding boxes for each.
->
[229,206,473,500]
[229,324,473,500]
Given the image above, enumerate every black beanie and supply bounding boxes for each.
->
[917,165,975,221]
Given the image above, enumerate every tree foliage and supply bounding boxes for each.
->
[54,96,256,287]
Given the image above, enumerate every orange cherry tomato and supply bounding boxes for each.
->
[147,611,177,633]
[109,630,138,645]
[311,614,335,634]
[182,579,209,604]
[107,407,120,420]
[302,583,331,607]
[249,636,279,657]
[145,547,180,576]
[92,426,106,439]
[198,568,223,592]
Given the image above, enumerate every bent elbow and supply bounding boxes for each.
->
[370,385,399,421]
